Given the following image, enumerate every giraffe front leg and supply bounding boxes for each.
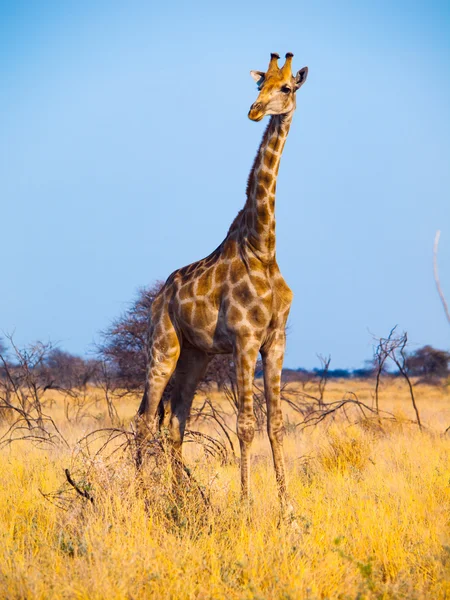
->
[234,337,260,502]
[261,331,289,510]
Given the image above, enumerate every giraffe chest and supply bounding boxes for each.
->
[172,260,292,352]
[227,263,292,318]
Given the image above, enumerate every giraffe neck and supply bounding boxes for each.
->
[240,111,294,262]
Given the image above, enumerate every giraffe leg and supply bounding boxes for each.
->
[136,310,181,465]
[234,337,260,501]
[261,331,289,507]
[168,346,211,486]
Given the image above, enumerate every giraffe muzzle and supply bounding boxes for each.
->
[248,102,264,122]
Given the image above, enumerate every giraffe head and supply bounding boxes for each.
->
[248,53,308,122]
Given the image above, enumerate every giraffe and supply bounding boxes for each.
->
[137,52,308,506]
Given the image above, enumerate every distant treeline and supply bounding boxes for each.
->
[281,367,373,382]
[1,343,448,392]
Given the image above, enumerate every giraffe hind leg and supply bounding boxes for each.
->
[136,309,181,466]
[168,346,211,487]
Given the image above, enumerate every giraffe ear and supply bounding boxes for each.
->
[250,70,265,88]
[294,67,308,90]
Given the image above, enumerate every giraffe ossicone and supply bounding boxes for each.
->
[137,52,308,507]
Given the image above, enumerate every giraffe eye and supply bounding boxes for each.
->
[281,86,291,94]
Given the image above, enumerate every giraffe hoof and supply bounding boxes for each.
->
[134,414,158,438]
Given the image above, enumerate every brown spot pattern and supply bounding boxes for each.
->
[230,261,246,284]
[214,262,229,284]
[228,305,244,324]
[197,269,212,296]
[233,281,253,304]
[248,304,267,326]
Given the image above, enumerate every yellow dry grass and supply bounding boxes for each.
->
[1,379,450,599]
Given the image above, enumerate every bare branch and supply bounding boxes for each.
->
[316,354,331,407]
[433,230,450,325]
[65,469,94,504]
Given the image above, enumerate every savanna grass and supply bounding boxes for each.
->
[0,380,449,599]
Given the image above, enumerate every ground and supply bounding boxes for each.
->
[0,379,449,599]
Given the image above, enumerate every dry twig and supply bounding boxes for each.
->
[433,230,450,325]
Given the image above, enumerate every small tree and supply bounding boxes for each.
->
[42,349,99,390]
[0,336,69,447]
[98,283,162,391]
[406,345,450,381]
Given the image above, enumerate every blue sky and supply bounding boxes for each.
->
[1,1,449,368]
